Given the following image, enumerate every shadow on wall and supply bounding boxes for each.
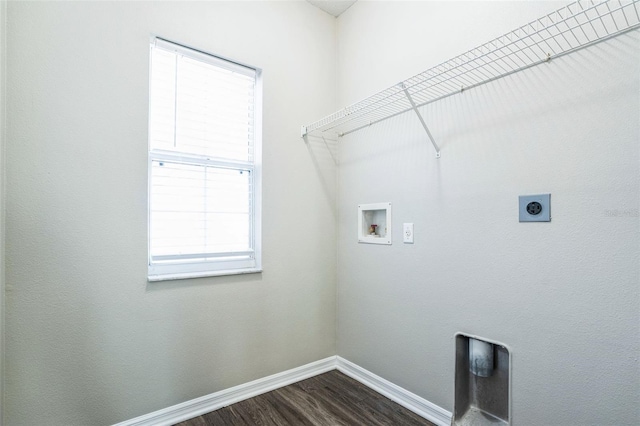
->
[305,134,338,215]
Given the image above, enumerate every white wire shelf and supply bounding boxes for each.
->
[301,0,640,157]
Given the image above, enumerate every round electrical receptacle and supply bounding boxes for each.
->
[526,201,542,215]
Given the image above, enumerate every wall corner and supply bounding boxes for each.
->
[0,0,7,423]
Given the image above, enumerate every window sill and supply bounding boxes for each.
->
[148,268,263,282]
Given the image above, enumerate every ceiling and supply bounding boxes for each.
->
[306,0,357,17]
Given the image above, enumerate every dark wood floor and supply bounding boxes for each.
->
[175,370,435,426]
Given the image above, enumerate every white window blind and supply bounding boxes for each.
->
[148,38,261,281]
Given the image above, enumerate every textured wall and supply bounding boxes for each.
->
[336,2,639,425]
[5,2,337,424]
[0,0,6,422]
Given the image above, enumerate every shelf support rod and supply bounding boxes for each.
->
[400,83,441,158]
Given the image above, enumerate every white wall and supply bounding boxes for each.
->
[5,1,337,424]
[0,0,6,422]
[336,1,639,425]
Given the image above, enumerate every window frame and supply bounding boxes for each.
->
[147,36,262,282]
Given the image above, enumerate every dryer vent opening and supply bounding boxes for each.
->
[454,334,510,426]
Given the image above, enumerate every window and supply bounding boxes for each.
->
[148,37,262,281]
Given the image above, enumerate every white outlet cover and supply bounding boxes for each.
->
[403,223,414,243]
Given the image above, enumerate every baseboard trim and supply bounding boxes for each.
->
[114,356,337,426]
[115,355,453,426]
[336,356,453,426]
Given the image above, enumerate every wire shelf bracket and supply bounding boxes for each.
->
[300,0,640,159]
[401,83,441,158]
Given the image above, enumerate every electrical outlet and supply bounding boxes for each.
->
[519,194,551,222]
[403,223,414,243]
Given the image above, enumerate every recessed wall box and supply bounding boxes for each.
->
[454,333,511,426]
[519,194,551,222]
[358,203,392,245]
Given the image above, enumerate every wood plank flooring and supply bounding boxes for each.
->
[175,370,435,426]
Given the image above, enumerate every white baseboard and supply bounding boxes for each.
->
[115,355,452,426]
[114,356,337,426]
[336,356,452,426]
